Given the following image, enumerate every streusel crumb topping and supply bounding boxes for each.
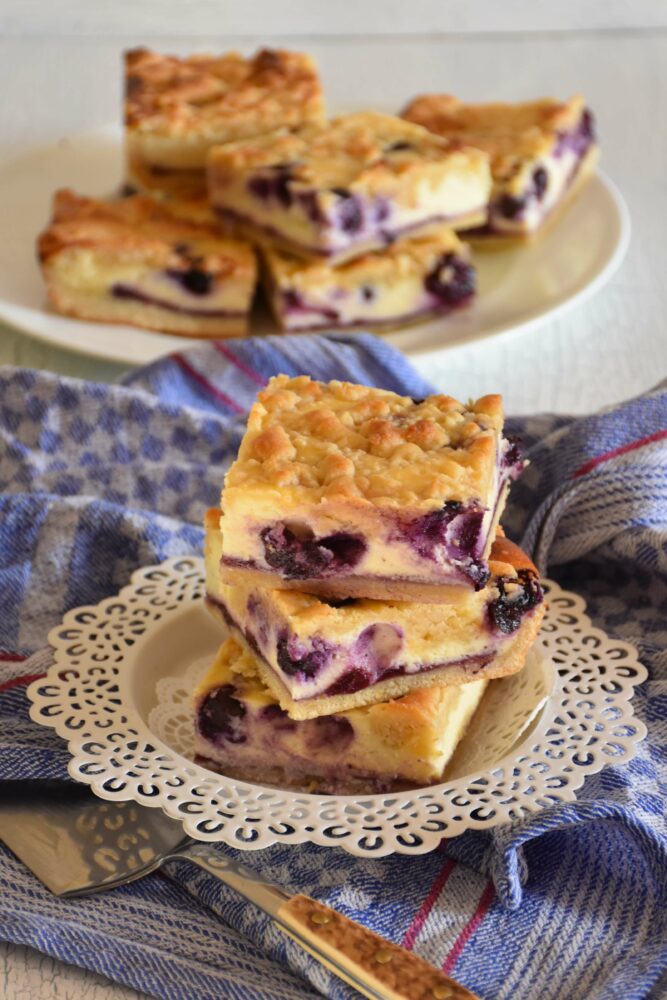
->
[38,189,255,277]
[402,95,586,180]
[125,47,325,138]
[208,111,490,194]
[225,375,504,508]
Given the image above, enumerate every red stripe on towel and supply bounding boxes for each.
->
[442,880,495,974]
[402,857,457,950]
[213,342,266,386]
[172,354,244,413]
[572,429,667,479]
[0,673,46,694]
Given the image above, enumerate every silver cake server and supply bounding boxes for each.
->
[0,780,478,1000]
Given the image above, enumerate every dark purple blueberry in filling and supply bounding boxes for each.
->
[307,715,354,751]
[325,668,370,696]
[403,502,489,589]
[375,198,391,223]
[166,268,213,295]
[245,595,269,645]
[554,109,596,159]
[298,190,325,225]
[503,435,524,475]
[283,289,304,311]
[198,684,246,745]
[260,704,297,732]
[246,594,262,619]
[580,109,595,141]
[248,175,274,200]
[181,268,213,295]
[498,194,525,220]
[261,523,366,579]
[272,166,293,208]
[332,188,364,234]
[276,632,333,679]
[262,704,288,721]
[424,254,476,307]
[322,624,404,693]
[487,570,543,635]
[320,597,360,608]
[533,167,548,201]
[361,285,375,302]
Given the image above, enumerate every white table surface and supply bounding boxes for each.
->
[1,20,666,1000]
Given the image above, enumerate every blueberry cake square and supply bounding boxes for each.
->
[402,94,598,239]
[207,111,491,264]
[194,635,488,793]
[218,376,525,601]
[125,47,325,197]
[261,226,475,332]
[205,509,543,718]
[37,190,257,337]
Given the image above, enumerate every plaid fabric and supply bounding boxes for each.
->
[0,334,665,1000]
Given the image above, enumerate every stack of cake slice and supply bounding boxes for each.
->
[207,110,491,331]
[197,375,545,794]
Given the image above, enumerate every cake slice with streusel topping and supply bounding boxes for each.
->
[194,635,488,792]
[402,94,598,241]
[261,226,475,332]
[125,47,325,197]
[37,190,257,337]
[207,111,491,264]
[218,376,525,601]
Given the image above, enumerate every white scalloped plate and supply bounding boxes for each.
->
[0,123,629,364]
[27,556,647,857]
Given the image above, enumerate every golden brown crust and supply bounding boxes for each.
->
[402,94,586,180]
[40,285,250,338]
[125,47,325,138]
[216,564,480,604]
[126,154,209,198]
[37,189,255,279]
[224,374,504,511]
[488,534,538,578]
[207,110,490,197]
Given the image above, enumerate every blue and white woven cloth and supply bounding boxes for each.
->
[0,334,666,1000]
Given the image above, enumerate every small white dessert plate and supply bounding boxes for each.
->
[0,124,629,365]
[27,557,646,858]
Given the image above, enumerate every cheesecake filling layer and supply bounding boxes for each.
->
[216,203,483,263]
[111,282,248,318]
[194,637,488,791]
[47,248,253,319]
[484,109,597,235]
[268,251,475,331]
[208,142,489,263]
[207,559,540,703]
[222,434,523,591]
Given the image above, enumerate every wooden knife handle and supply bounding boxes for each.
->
[277,894,479,1000]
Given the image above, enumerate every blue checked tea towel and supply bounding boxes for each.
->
[0,333,666,1000]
